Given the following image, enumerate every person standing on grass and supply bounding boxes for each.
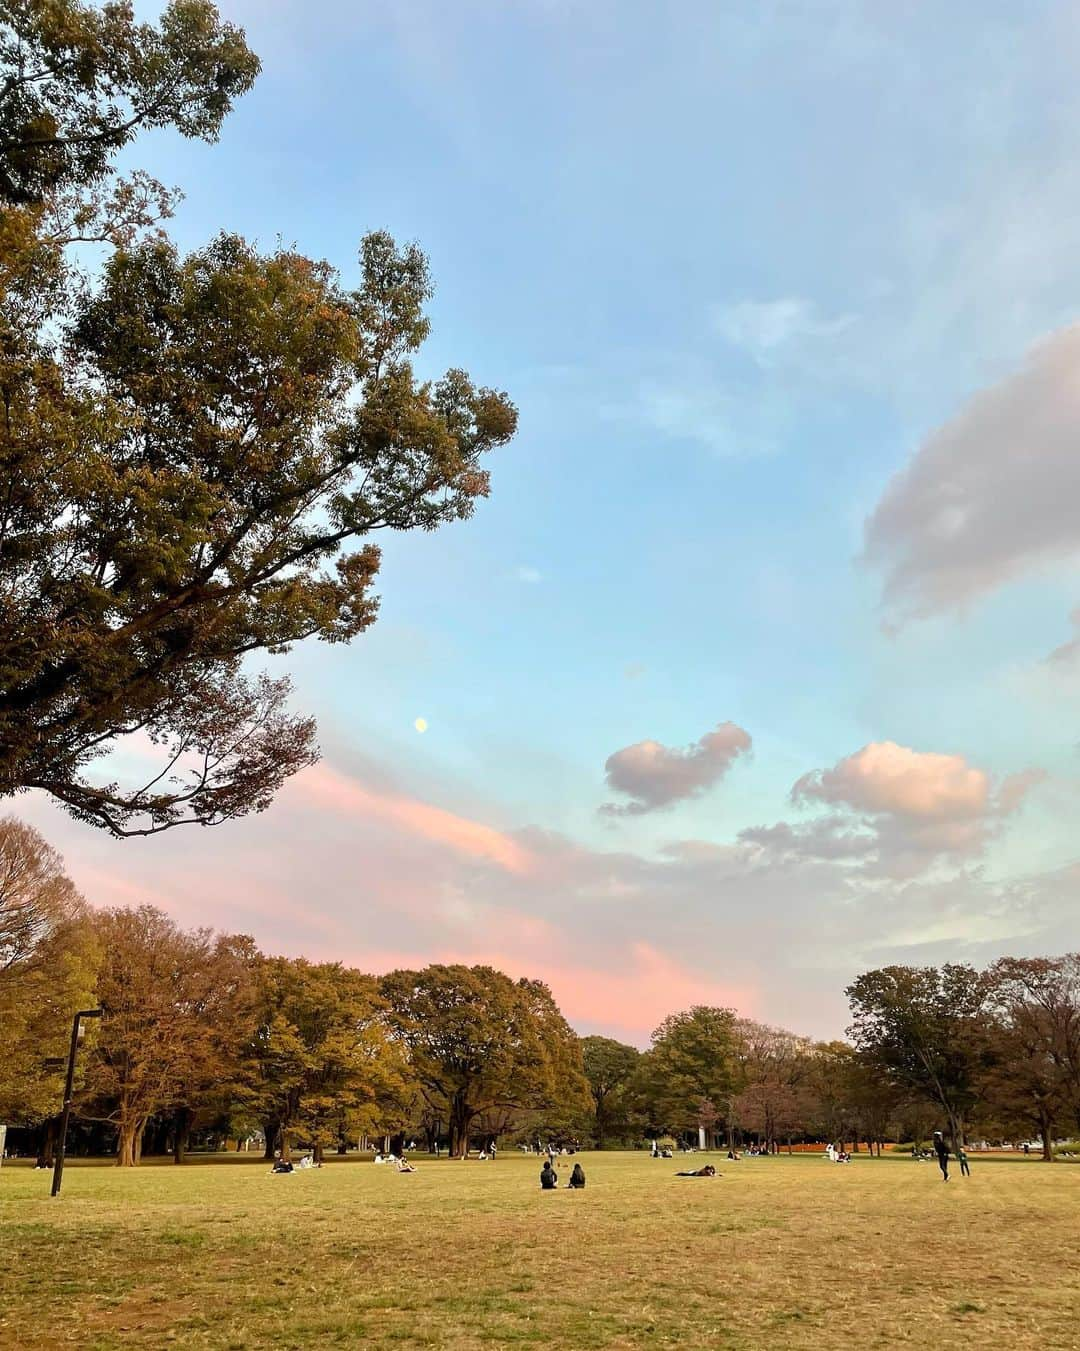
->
[958,1146,970,1177]
[933,1131,950,1182]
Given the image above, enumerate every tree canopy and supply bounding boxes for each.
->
[0,815,96,1125]
[0,1,517,835]
[846,964,993,1146]
[0,0,259,207]
[380,964,589,1158]
[580,1035,640,1148]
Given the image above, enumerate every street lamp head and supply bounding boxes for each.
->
[78,1009,103,1019]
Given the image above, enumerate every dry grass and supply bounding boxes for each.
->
[2,1152,1079,1349]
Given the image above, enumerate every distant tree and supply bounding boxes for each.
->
[805,1041,858,1148]
[732,1019,814,1153]
[0,2,517,837]
[637,1006,739,1143]
[846,964,992,1147]
[166,932,261,1163]
[984,956,1080,1159]
[380,965,589,1158]
[580,1035,640,1148]
[84,906,251,1165]
[844,1053,903,1155]
[0,816,97,1144]
[245,957,411,1163]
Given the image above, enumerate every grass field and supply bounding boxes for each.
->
[3,1152,1079,1349]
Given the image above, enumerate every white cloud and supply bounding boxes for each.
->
[712,297,856,361]
[514,566,543,584]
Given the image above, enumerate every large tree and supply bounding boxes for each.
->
[83,905,253,1164]
[637,1005,739,1143]
[245,957,411,1163]
[580,1035,640,1149]
[846,964,992,1148]
[381,965,588,1158]
[0,2,517,836]
[0,816,97,1144]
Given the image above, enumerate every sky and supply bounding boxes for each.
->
[18,0,1080,1045]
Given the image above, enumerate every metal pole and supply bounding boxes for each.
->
[51,1009,102,1198]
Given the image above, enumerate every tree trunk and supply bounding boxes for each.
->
[173,1105,195,1164]
[116,1118,144,1167]
[314,1142,324,1165]
[279,1127,292,1163]
[1039,1106,1054,1162]
[262,1118,280,1161]
[449,1098,473,1158]
[35,1116,58,1169]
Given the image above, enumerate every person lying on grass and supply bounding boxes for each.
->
[675,1165,718,1177]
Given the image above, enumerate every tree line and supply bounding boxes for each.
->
[3,817,1078,1166]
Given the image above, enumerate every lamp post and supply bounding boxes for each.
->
[51,1008,103,1198]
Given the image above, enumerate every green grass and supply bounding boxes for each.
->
[3,1152,1079,1349]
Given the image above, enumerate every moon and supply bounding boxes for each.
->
[414,717,428,733]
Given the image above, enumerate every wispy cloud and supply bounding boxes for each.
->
[712,297,856,363]
[864,324,1080,623]
[297,762,535,875]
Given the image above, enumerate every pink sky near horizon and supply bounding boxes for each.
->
[19,761,758,1047]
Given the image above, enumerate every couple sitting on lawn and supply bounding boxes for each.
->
[541,1161,585,1189]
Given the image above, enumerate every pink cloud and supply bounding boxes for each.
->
[294,762,535,875]
[602,721,752,815]
[784,741,1046,874]
[794,741,990,821]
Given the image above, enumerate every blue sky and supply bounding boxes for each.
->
[25,0,1080,1042]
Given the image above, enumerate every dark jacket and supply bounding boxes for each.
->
[540,1164,557,1189]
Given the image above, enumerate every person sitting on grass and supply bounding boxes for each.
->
[397,1156,416,1173]
[271,1158,294,1174]
[567,1163,586,1189]
[675,1164,717,1177]
[540,1160,558,1190]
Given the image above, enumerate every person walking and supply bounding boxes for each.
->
[932,1130,950,1182]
